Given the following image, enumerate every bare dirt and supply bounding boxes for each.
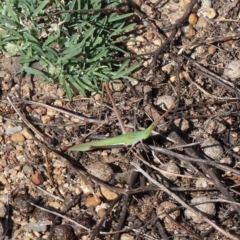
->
[0,0,240,239]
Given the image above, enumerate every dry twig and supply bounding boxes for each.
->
[132,162,240,240]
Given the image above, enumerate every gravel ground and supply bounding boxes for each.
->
[0,0,240,239]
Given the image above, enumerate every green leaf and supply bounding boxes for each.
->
[6,0,19,22]
[82,27,95,41]
[0,37,19,44]
[62,40,84,54]
[19,66,49,79]
[33,0,49,16]
[62,78,72,100]
[87,49,108,63]
[122,76,138,81]
[23,32,38,43]
[92,71,109,80]
[112,61,142,79]
[71,80,86,96]
[108,13,133,22]
[2,26,22,38]
[80,77,97,91]
[29,42,44,56]
[43,46,59,60]
[92,36,102,48]
[59,46,84,63]
[43,35,58,47]
[110,23,136,36]
[0,14,20,27]
[0,28,9,38]
[18,58,37,64]
[61,27,94,53]
[115,60,130,74]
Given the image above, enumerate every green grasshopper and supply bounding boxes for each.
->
[68,105,174,152]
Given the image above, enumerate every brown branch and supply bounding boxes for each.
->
[12,97,104,124]
[182,33,240,52]
[103,82,126,134]
[146,0,198,72]
[147,145,240,177]
[7,96,52,143]
[183,55,240,96]
[34,3,128,19]
[90,194,123,240]
[114,171,138,240]
[132,162,240,240]
[168,131,240,216]
[29,202,90,232]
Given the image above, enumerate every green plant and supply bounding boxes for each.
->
[0,0,140,99]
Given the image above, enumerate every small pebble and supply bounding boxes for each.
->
[0,159,6,168]
[161,64,173,74]
[206,8,217,19]
[126,41,135,46]
[224,60,240,79]
[174,118,190,132]
[0,174,8,186]
[31,171,44,185]
[96,208,106,218]
[13,193,35,213]
[153,39,162,46]
[196,16,208,28]
[70,117,80,123]
[87,161,113,182]
[184,25,196,38]
[41,115,51,124]
[204,119,226,134]
[145,31,155,40]
[120,234,134,240]
[143,59,151,67]
[47,109,56,117]
[188,13,198,25]
[71,218,91,237]
[22,164,34,175]
[21,128,33,139]
[2,82,10,90]
[57,88,65,98]
[100,186,118,200]
[91,93,101,101]
[156,95,175,111]
[11,133,25,142]
[195,178,208,188]
[52,225,75,240]
[32,207,55,222]
[233,146,240,153]
[5,126,22,136]
[156,201,180,230]
[160,162,180,181]
[28,221,51,232]
[202,137,223,160]
[0,202,6,217]
[0,221,4,237]
[48,201,62,209]
[109,80,124,92]
[208,45,217,55]
[136,36,146,43]
[85,196,101,208]
[35,107,47,115]
[54,100,63,107]
[184,197,216,223]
